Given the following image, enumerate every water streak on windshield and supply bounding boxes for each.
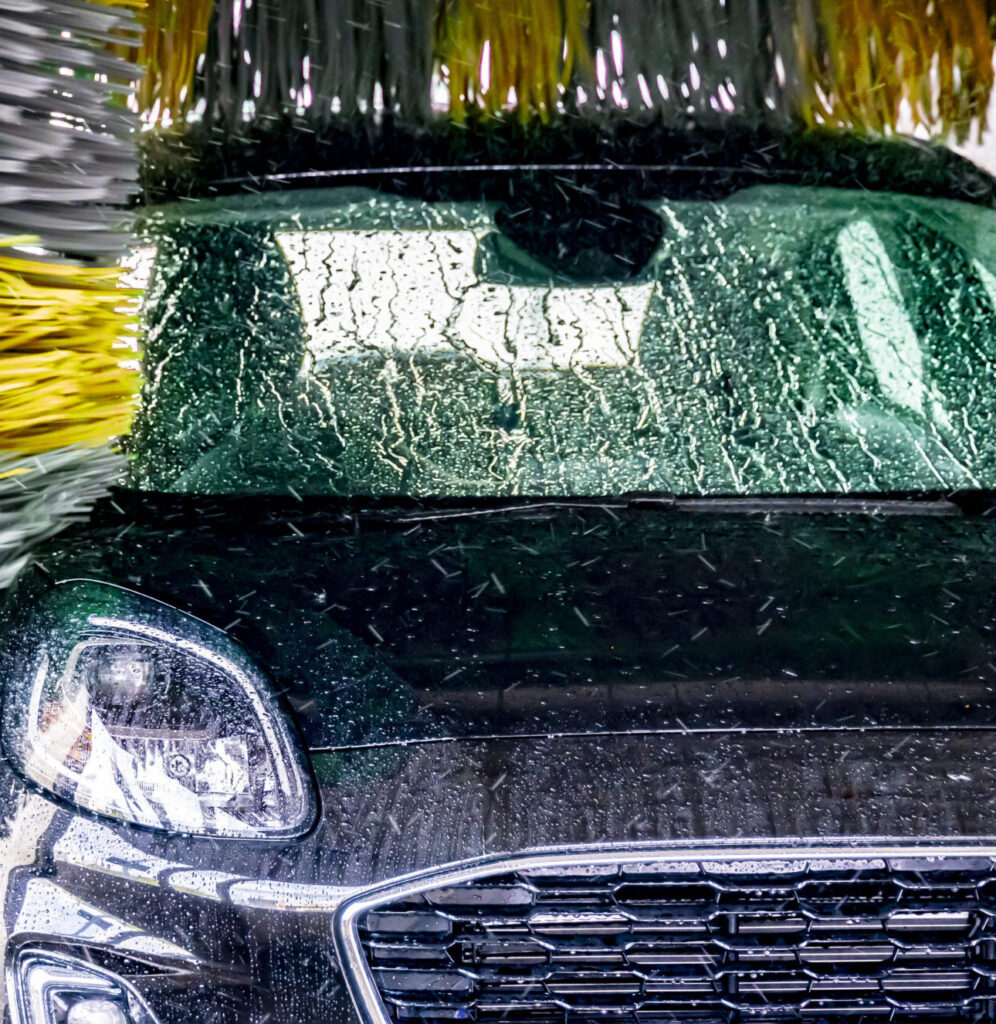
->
[129,184,996,498]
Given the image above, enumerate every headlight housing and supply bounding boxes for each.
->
[2,580,315,839]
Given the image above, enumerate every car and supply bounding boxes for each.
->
[4,166,996,1024]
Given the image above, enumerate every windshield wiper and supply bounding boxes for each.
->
[628,490,996,517]
[351,491,995,523]
[96,488,996,528]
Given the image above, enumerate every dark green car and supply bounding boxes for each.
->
[7,165,996,1024]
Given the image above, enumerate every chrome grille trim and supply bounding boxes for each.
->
[333,841,996,1024]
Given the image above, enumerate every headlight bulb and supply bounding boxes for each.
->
[89,643,154,703]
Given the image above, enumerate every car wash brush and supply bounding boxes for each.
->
[0,0,142,588]
[132,0,996,202]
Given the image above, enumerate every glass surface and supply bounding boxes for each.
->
[130,181,996,498]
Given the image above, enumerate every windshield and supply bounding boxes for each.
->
[128,179,996,498]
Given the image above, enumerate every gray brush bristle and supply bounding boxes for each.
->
[0,447,126,590]
[582,0,800,122]
[0,0,141,260]
[202,0,437,129]
[1,0,141,590]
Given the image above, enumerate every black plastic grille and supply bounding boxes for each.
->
[356,857,996,1024]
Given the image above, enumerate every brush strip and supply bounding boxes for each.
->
[0,0,141,434]
[582,0,795,122]
[436,0,591,123]
[0,0,141,261]
[0,446,126,589]
[124,0,214,124]
[137,0,996,144]
[195,0,437,130]
[801,0,996,141]
[0,242,139,455]
[0,0,142,589]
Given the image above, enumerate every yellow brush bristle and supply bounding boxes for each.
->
[122,0,214,124]
[802,0,995,141]
[125,0,995,139]
[0,242,140,456]
[436,0,591,122]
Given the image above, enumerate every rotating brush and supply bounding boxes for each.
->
[801,0,996,142]
[123,0,996,211]
[0,0,142,588]
[131,0,996,138]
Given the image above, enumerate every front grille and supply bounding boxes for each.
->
[355,855,996,1024]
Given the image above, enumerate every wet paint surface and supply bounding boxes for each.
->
[15,495,996,746]
[2,497,996,1021]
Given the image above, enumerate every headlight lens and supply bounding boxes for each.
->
[2,580,315,838]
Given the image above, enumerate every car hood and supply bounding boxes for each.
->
[13,493,996,751]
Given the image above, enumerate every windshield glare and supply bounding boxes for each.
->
[129,183,996,498]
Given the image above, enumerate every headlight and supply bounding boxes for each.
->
[2,580,315,839]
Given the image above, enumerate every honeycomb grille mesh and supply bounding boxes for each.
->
[356,856,996,1024]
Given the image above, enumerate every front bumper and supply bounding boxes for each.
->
[3,726,995,1024]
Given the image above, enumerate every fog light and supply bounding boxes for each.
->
[8,950,159,1024]
[66,1000,128,1024]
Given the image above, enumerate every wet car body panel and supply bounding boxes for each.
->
[16,493,996,747]
[2,730,995,1023]
[2,494,996,1022]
